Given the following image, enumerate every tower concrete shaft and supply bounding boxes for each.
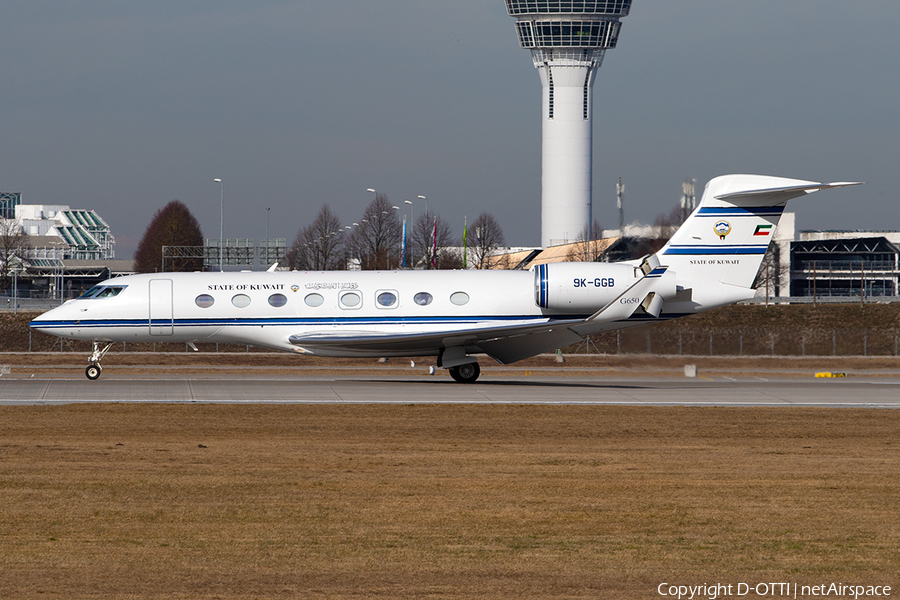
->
[504,1,632,248]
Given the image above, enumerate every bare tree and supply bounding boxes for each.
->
[0,219,27,292]
[753,243,789,304]
[351,193,402,270]
[653,203,682,240]
[468,212,506,269]
[408,211,459,269]
[286,205,347,271]
[566,220,603,262]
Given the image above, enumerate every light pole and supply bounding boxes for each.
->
[265,207,270,267]
[12,268,18,315]
[50,242,64,303]
[418,195,427,217]
[392,205,402,267]
[214,178,224,271]
[404,200,417,267]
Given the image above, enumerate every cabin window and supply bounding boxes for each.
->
[450,291,470,306]
[413,292,433,306]
[195,294,215,308]
[231,294,251,308]
[376,290,398,308]
[339,291,362,309]
[268,293,288,308]
[304,293,324,307]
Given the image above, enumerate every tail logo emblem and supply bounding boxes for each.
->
[713,220,732,240]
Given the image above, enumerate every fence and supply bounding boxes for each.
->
[741,296,900,304]
[0,298,63,313]
[575,327,900,357]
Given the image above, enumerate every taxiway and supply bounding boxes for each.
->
[0,376,897,407]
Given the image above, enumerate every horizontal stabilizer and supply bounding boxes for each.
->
[715,180,863,205]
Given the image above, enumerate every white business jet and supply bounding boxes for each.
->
[30,175,859,382]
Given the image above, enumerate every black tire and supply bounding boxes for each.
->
[449,362,480,383]
[85,364,101,380]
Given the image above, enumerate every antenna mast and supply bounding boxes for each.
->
[616,177,624,234]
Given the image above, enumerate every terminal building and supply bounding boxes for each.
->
[0,192,22,219]
[16,204,115,260]
[0,198,124,302]
[789,231,900,299]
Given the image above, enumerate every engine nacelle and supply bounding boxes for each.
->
[534,263,640,313]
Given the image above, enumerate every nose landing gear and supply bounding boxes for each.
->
[86,364,102,380]
[86,341,113,380]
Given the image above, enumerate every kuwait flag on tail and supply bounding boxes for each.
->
[753,224,773,236]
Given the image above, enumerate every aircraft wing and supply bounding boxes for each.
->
[288,318,586,362]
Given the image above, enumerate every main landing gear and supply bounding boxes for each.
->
[439,347,481,383]
[448,362,480,383]
[85,341,113,380]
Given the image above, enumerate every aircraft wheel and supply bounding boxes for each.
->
[449,362,480,383]
[85,364,102,380]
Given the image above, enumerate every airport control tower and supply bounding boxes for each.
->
[504,1,632,247]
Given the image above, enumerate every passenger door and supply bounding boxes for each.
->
[149,279,174,336]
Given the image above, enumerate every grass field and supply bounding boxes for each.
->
[1,404,897,599]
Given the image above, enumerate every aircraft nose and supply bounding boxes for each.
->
[29,315,51,333]
[29,306,65,333]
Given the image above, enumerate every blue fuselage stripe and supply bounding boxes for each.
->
[663,246,768,255]
[30,314,584,330]
[696,206,784,216]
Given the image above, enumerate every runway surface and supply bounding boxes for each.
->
[0,375,898,407]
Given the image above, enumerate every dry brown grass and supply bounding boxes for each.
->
[1,404,898,599]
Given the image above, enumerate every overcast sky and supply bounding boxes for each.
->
[2,1,898,258]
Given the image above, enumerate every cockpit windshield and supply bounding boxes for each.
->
[79,285,127,299]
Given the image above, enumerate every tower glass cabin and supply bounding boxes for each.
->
[505,0,632,247]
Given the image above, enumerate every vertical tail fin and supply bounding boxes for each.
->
[658,175,861,289]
